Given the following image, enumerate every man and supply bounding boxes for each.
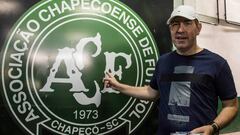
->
[103,5,238,135]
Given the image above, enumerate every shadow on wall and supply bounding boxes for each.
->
[121,0,173,54]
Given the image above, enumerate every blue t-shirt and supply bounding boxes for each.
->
[150,49,237,135]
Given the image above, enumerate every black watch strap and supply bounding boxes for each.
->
[210,121,220,134]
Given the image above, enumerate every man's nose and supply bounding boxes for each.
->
[177,23,185,32]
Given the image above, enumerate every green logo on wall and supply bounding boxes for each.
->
[1,0,159,134]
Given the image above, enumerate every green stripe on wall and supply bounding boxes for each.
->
[219,97,240,134]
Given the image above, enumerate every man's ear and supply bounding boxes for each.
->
[196,22,202,35]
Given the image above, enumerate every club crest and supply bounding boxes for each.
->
[1,0,159,134]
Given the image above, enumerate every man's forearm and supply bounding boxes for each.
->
[214,98,238,130]
[118,84,159,101]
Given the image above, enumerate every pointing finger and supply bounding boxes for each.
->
[106,72,113,78]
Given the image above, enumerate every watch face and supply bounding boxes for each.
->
[211,123,220,133]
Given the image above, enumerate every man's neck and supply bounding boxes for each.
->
[176,45,203,56]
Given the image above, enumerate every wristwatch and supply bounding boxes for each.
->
[210,121,220,135]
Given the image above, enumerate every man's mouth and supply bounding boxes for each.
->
[175,36,187,40]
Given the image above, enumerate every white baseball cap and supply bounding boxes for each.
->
[167,5,198,24]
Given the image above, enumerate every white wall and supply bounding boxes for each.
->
[198,23,240,97]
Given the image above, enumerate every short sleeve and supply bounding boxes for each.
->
[215,61,237,100]
[150,60,160,90]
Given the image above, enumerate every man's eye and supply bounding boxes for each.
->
[171,23,179,26]
[184,21,192,25]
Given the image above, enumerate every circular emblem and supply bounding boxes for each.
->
[1,0,159,135]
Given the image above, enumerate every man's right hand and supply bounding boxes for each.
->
[103,72,120,90]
